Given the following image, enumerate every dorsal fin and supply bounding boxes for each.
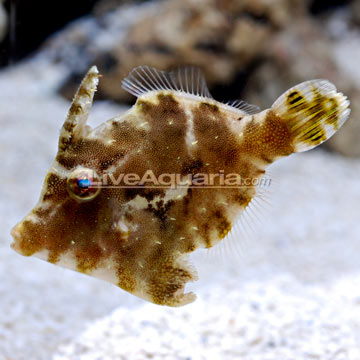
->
[59,66,99,152]
[122,66,213,99]
[226,99,260,115]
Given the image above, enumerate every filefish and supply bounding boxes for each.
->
[11,66,350,306]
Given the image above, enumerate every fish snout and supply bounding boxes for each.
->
[10,223,22,253]
[10,222,26,255]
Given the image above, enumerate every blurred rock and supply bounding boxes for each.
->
[241,11,360,157]
[43,0,359,156]
[93,0,130,15]
[0,0,7,42]
[47,0,305,101]
[350,0,360,26]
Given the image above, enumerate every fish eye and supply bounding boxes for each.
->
[66,167,101,201]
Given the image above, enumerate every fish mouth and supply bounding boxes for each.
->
[10,223,24,254]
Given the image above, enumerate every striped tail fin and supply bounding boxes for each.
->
[272,80,350,152]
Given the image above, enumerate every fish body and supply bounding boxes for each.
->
[11,66,350,306]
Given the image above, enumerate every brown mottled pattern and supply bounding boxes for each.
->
[42,173,68,202]
[11,68,350,307]
[57,139,126,171]
[239,111,294,160]
[10,95,290,305]
[13,92,271,306]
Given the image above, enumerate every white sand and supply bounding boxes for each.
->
[54,274,360,360]
[0,60,360,360]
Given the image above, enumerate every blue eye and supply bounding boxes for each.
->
[78,178,91,188]
[67,167,101,201]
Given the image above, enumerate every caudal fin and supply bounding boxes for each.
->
[272,80,350,152]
